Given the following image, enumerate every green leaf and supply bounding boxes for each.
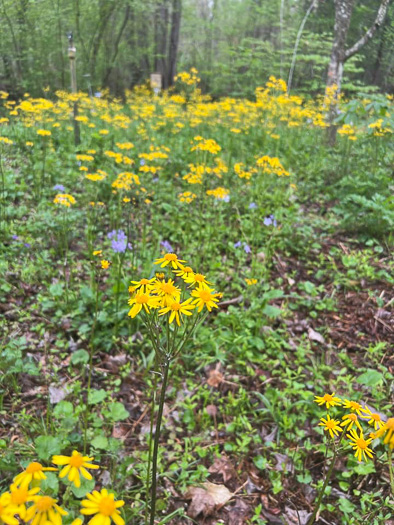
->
[71,477,96,498]
[49,283,64,297]
[296,472,312,484]
[35,436,62,460]
[88,389,107,405]
[53,401,74,418]
[338,498,356,514]
[357,369,384,387]
[71,350,90,365]
[91,435,109,450]
[106,402,129,421]
[354,462,375,475]
[39,472,59,495]
[262,304,282,318]
[253,455,268,470]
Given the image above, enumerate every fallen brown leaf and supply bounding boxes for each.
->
[186,482,233,518]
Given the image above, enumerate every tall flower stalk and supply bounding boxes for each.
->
[127,252,221,524]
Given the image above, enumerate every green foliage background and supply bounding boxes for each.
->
[0,0,393,96]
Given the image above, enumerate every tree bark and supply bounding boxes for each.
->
[326,0,392,144]
[167,0,182,87]
[327,0,392,92]
[154,0,170,86]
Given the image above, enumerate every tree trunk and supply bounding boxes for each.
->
[154,0,169,87]
[167,0,182,87]
[326,0,355,91]
[326,0,392,143]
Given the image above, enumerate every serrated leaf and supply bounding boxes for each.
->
[88,389,107,405]
[35,436,62,460]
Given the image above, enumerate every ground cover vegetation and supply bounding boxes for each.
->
[0,70,393,524]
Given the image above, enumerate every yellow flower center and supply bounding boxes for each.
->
[140,279,149,285]
[164,254,177,261]
[194,274,205,281]
[350,402,361,410]
[26,462,43,474]
[323,394,333,402]
[356,438,367,450]
[11,487,29,505]
[161,283,175,295]
[346,414,357,421]
[386,418,394,430]
[199,290,211,302]
[69,454,84,468]
[371,413,381,421]
[0,503,3,513]
[136,294,149,304]
[183,267,193,273]
[36,496,54,512]
[171,303,181,311]
[325,419,336,429]
[98,497,116,516]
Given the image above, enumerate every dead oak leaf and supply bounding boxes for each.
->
[186,482,233,518]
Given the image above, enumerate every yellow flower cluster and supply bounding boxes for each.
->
[190,136,221,155]
[206,187,229,201]
[0,451,125,525]
[128,254,221,324]
[256,155,289,177]
[265,75,287,93]
[174,67,200,86]
[53,194,76,207]
[234,162,255,180]
[112,172,141,191]
[85,169,107,182]
[338,123,357,140]
[315,392,393,462]
[0,136,13,145]
[178,191,197,203]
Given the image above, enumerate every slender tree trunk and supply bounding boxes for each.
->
[167,0,182,87]
[154,0,169,87]
[104,4,131,85]
[326,0,355,90]
[326,0,392,143]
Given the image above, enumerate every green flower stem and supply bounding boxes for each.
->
[145,355,159,525]
[388,448,394,496]
[149,357,171,525]
[0,149,5,229]
[307,433,344,525]
[83,273,100,454]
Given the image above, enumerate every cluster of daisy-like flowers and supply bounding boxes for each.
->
[0,451,124,525]
[127,252,221,326]
[315,392,394,462]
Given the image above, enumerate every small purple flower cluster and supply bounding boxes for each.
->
[160,240,173,252]
[249,202,257,210]
[107,229,130,253]
[53,184,65,191]
[263,214,277,227]
[234,241,251,254]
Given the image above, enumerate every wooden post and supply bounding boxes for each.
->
[150,73,162,96]
[68,32,80,146]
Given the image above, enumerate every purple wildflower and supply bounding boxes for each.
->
[24,243,31,248]
[234,241,242,249]
[161,240,173,252]
[53,184,65,191]
[249,202,257,210]
[12,235,19,240]
[108,229,128,253]
[140,159,146,166]
[94,92,102,98]
[264,215,277,227]
[243,243,251,254]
